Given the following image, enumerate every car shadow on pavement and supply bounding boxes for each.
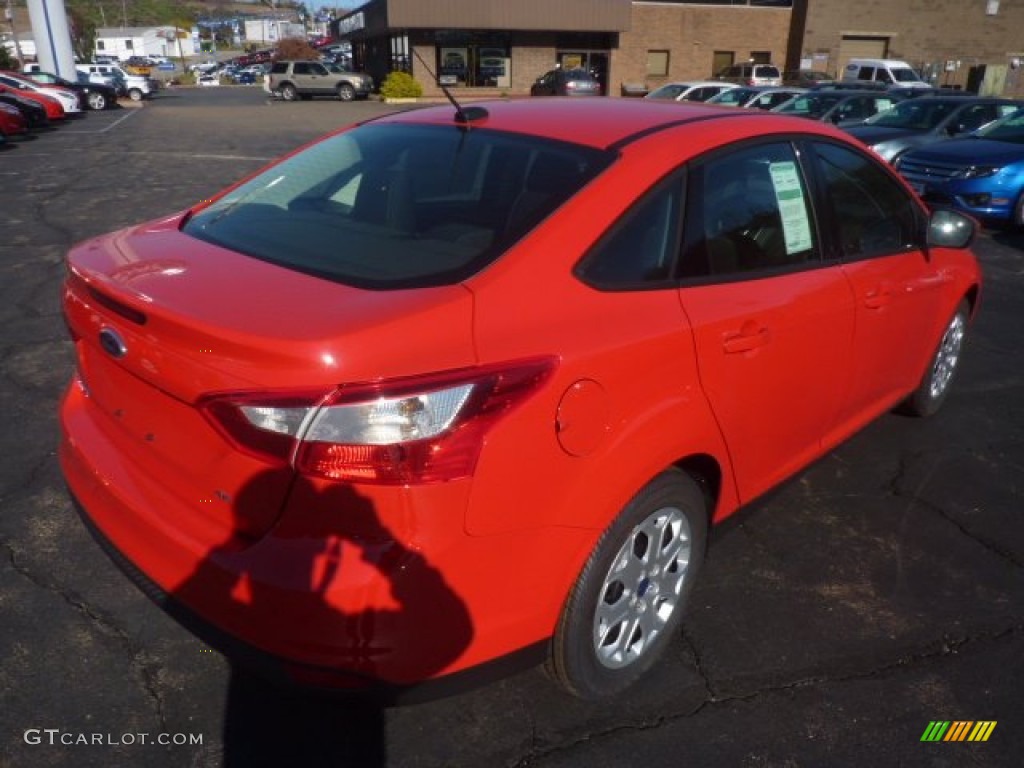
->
[170,470,474,766]
[222,669,386,767]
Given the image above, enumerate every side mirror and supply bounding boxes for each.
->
[927,208,975,249]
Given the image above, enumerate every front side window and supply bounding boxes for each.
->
[810,142,920,259]
[183,124,614,289]
[681,142,816,278]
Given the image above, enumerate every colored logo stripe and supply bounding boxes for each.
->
[921,721,996,742]
[968,722,997,742]
[921,721,950,741]
[944,721,973,741]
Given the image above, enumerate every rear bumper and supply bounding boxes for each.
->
[69,488,546,703]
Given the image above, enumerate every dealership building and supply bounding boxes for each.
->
[331,0,1024,98]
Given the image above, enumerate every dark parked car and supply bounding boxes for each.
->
[772,90,905,126]
[530,68,601,97]
[895,107,1024,228]
[26,70,119,110]
[844,97,1022,163]
[783,69,833,87]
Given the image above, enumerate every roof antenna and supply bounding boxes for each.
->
[412,48,488,127]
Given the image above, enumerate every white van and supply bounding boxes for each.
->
[841,59,930,88]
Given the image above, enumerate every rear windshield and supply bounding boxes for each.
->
[755,66,780,78]
[183,123,614,289]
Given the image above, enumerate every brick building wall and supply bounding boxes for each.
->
[612,4,792,95]
[801,0,1024,96]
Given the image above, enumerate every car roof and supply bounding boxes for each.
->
[662,80,734,88]
[370,99,838,151]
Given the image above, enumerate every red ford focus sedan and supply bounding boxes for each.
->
[60,99,981,700]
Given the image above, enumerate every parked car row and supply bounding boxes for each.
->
[0,68,102,145]
[527,71,1024,230]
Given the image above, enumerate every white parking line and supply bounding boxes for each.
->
[50,109,141,134]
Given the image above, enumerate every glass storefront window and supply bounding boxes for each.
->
[434,33,511,87]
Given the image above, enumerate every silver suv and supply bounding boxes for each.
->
[268,60,373,102]
[716,63,782,87]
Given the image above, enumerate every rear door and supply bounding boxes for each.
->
[291,61,314,93]
[677,141,856,503]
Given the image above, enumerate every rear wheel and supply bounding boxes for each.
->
[128,88,143,102]
[337,83,355,102]
[549,470,707,699]
[904,300,969,417]
[87,91,108,110]
[280,83,298,101]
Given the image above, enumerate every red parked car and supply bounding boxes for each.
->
[0,80,64,120]
[60,100,981,699]
[0,100,28,137]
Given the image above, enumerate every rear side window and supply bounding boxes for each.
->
[183,123,614,289]
[576,173,684,288]
[270,62,287,74]
[809,142,919,259]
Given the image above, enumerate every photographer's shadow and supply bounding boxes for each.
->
[172,469,474,767]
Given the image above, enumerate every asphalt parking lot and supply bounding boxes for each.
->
[1,87,1022,768]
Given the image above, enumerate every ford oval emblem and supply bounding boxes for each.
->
[98,327,128,359]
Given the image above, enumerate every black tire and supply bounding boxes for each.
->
[87,91,107,110]
[128,88,143,102]
[549,469,708,699]
[337,83,356,102]
[904,299,970,417]
[280,83,298,102]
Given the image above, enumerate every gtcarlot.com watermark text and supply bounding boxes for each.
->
[24,729,203,747]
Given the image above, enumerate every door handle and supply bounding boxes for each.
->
[723,325,771,354]
[864,284,893,309]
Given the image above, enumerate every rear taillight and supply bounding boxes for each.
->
[199,358,556,484]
